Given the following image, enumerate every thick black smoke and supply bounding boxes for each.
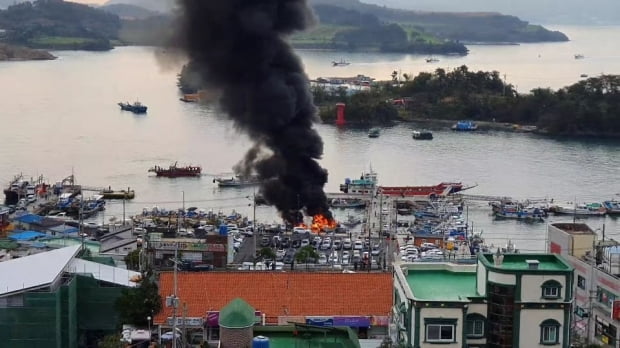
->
[174,0,332,224]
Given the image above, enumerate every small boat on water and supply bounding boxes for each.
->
[332,59,350,67]
[451,120,478,131]
[574,54,585,59]
[580,74,588,78]
[368,128,380,138]
[99,187,135,200]
[412,130,433,140]
[179,93,199,102]
[425,57,439,63]
[148,162,202,178]
[552,202,607,216]
[214,175,261,187]
[491,201,547,221]
[603,200,620,214]
[118,101,147,114]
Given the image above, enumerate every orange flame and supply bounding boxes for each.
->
[311,214,337,232]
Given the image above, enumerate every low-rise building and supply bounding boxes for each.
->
[0,245,141,348]
[548,222,620,347]
[393,252,574,348]
[154,272,392,345]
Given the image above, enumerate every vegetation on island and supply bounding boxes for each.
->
[292,4,468,55]
[315,66,620,137]
[0,0,120,51]
[305,0,568,45]
[0,42,55,60]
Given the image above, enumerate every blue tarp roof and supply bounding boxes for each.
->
[608,246,620,255]
[14,214,43,224]
[9,231,47,241]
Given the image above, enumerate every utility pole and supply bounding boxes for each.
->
[165,245,180,348]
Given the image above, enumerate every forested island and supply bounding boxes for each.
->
[0,0,120,51]
[178,64,620,137]
[315,67,620,137]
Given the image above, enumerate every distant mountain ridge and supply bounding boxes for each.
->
[362,0,620,25]
[103,0,174,13]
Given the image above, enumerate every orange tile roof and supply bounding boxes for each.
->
[154,272,392,324]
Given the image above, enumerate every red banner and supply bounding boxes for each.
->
[612,300,620,320]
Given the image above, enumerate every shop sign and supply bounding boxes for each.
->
[333,316,371,327]
[166,317,204,327]
[613,301,620,320]
[151,241,225,252]
[306,317,334,327]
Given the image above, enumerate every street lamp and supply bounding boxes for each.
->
[147,316,151,337]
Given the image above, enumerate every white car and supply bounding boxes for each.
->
[300,239,310,247]
[353,240,363,250]
[342,238,352,250]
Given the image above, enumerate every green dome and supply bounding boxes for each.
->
[218,298,256,328]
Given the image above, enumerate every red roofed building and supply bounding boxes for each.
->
[154,271,392,343]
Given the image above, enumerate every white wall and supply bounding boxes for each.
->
[519,309,565,348]
[419,307,464,348]
[521,275,566,302]
[488,271,516,285]
[476,263,487,296]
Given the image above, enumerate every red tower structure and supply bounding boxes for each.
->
[335,103,346,126]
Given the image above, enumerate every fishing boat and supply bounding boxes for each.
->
[118,101,147,114]
[603,200,620,214]
[412,130,433,140]
[451,120,478,131]
[574,54,585,59]
[99,187,135,200]
[368,128,380,138]
[494,206,546,221]
[341,215,362,227]
[339,168,378,195]
[179,93,199,102]
[329,198,367,209]
[148,162,202,177]
[580,74,588,78]
[331,59,350,67]
[214,175,261,187]
[552,202,607,216]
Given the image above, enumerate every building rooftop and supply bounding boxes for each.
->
[481,253,571,271]
[154,272,392,325]
[406,270,478,301]
[550,223,596,235]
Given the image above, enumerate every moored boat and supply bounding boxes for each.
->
[603,200,620,214]
[368,128,380,138]
[148,162,202,178]
[329,198,367,209]
[451,120,478,131]
[412,130,433,140]
[551,202,606,216]
[339,168,378,195]
[99,187,135,200]
[214,175,261,187]
[118,101,147,114]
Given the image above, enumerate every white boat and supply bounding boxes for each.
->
[553,202,607,216]
[213,174,261,187]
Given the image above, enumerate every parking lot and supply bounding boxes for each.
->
[232,228,391,271]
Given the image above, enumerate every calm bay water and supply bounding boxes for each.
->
[0,25,619,252]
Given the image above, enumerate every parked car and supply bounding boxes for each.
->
[353,240,363,250]
[343,238,352,250]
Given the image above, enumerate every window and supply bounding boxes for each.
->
[597,287,617,308]
[577,275,586,290]
[540,319,560,345]
[465,313,486,338]
[541,280,562,299]
[425,318,457,343]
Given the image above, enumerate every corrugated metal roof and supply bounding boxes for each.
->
[0,245,80,296]
[67,258,140,287]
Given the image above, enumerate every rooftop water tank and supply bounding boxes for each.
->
[252,336,270,348]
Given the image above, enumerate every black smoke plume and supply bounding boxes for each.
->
[173,0,332,224]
